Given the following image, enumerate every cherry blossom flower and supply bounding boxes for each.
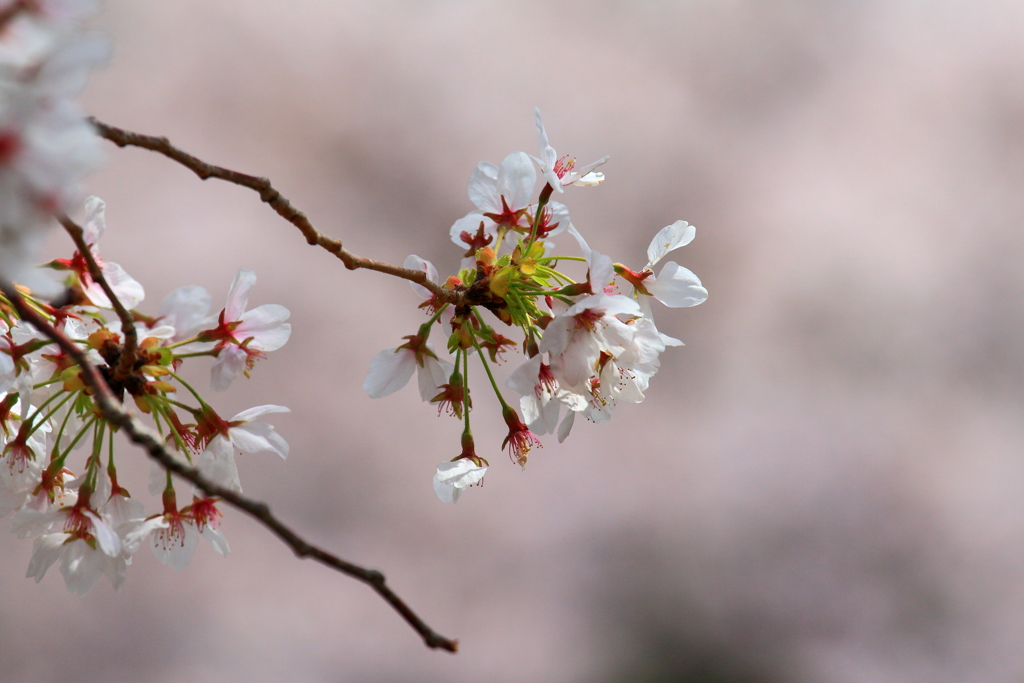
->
[25,502,125,595]
[531,108,609,192]
[194,404,291,492]
[449,151,537,254]
[632,220,708,311]
[433,432,487,503]
[501,405,542,469]
[364,336,452,401]
[54,196,145,309]
[506,354,586,435]
[199,268,291,391]
[540,293,640,390]
[433,459,487,503]
[150,504,201,571]
[150,490,228,571]
[156,285,214,342]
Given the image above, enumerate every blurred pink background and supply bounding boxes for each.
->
[4,1,1024,681]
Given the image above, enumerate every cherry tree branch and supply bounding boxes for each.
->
[0,281,458,653]
[88,118,472,305]
[58,214,139,382]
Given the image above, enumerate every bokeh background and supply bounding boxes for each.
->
[4,0,1024,681]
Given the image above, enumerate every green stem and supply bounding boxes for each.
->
[22,390,69,433]
[51,416,98,470]
[84,420,106,491]
[169,371,207,408]
[167,398,199,414]
[462,349,471,433]
[469,309,510,410]
[166,335,202,350]
[50,395,80,464]
[107,425,116,474]
[172,351,215,360]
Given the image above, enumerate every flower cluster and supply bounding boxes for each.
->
[1,198,291,594]
[365,109,708,502]
[0,0,105,292]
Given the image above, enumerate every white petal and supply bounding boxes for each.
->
[121,517,168,556]
[231,404,291,422]
[99,261,145,309]
[646,220,695,268]
[404,254,438,299]
[533,109,563,192]
[449,212,496,249]
[417,357,452,402]
[84,510,121,557]
[566,224,591,257]
[536,395,562,435]
[433,460,486,503]
[571,170,605,187]
[569,156,609,185]
[497,151,536,211]
[59,540,104,595]
[363,347,416,398]
[538,317,571,358]
[0,351,14,394]
[660,333,685,347]
[81,196,105,245]
[159,285,212,339]
[557,410,575,443]
[535,108,552,158]
[152,523,200,571]
[588,249,615,293]
[224,268,257,321]
[648,262,708,308]
[229,421,289,460]
[198,437,241,492]
[543,201,571,238]
[210,346,247,391]
[468,161,499,213]
[26,533,70,582]
[506,355,543,396]
[566,293,641,319]
[202,527,230,556]
[237,304,291,351]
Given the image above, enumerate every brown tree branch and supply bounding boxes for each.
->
[0,281,458,653]
[88,118,472,306]
[58,214,138,383]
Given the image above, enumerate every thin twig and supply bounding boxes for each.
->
[88,118,471,306]
[58,215,138,383]
[0,281,458,653]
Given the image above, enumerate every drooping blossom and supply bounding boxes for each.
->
[433,432,487,503]
[364,336,452,401]
[506,354,585,436]
[433,459,487,503]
